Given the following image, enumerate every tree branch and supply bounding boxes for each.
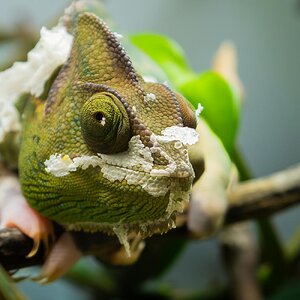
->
[0,228,44,270]
[0,163,299,271]
[225,163,300,224]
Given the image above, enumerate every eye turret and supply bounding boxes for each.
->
[80,92,131,154]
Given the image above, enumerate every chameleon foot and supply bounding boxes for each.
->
[0,177,54,257]
[33,232,82,283]
[187,120,232,238]
[0,177,81,282]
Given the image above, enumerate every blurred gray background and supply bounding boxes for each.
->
[0,0,299,298]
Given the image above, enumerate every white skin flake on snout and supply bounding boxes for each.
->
[44,150,172,199]
[44,154,102,177]
[44,136,154,178]
[44,129,195,199]
[149,125,198,176]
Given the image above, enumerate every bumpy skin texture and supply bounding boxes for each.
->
[18,13,197,239]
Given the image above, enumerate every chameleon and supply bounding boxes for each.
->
[0,8,232,282]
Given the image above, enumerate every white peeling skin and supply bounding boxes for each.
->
[0,25,72,143]
[44,135,154,178]
[195,103,204,119]
[44,154,103,177]
[158,126,199,145]
[168,186,191,217]
[44,154,76,177]
[0,26,73,102]
[109,238,145,266]
[44,127,197,204]
[142,176,170,197]
[35,232,82,284]
[44,127,197,250]
[112,226,131,257]
[100,135,154,172]
[188,119,232,237]
[44,127,198,178]
[101,165,127,182]
[0,105,21,142]
[144,93,156,103]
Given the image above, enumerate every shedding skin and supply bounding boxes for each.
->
[0,12,198,281]
[19,12,197,241]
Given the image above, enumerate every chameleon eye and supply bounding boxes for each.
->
[80,92,131,154]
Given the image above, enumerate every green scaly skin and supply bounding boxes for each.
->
[17,13,197,240]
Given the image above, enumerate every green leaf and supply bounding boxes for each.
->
[130,33,239,153]
[130,33,194,86]
[269,281,300,300]
[179,71,239,154]
[0,265,27,300]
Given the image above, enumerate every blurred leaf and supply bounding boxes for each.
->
[0,266,27,300]
[124,39,170,84]
[131,33,239,153]
[257,218,287,293]
[180,71,239,154]
[269,281,300,300]
[110,234,187,294]
[286,227,300,261]
[66,259,116,296]
[130,33,194,86]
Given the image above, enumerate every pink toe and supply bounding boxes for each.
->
[37,232,82,283]
[0,189,53,241]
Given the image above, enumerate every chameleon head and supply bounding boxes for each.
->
[19,13,198,242]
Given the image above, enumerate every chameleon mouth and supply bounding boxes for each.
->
[63,212,178,255]
[40,132,194,254]
[64,212,177,236]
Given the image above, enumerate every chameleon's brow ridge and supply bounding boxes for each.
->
[45,12,146,116]
[77,12,139,83]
